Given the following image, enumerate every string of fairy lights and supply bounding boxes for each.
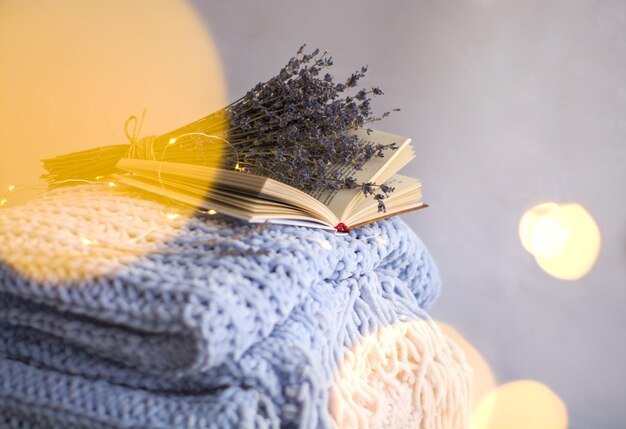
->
[0,110,384,259]
[0,179,222,254]
[0,181,385,259]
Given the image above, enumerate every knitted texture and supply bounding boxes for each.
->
[0,185,471,428]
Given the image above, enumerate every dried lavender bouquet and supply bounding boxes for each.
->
[42,45,400,210]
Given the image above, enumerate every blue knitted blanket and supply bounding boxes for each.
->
[0,186,469,428]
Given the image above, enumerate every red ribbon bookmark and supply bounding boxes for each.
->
[335,223,350,233]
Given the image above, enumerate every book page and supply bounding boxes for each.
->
[114,128,415,229]
[115,158,339,226]
[347,174,422,222]
[309,128,414,218]
[345,174,423,227]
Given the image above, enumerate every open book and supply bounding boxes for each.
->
[112,129,424,231]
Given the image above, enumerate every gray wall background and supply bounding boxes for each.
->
[191,1,626,427]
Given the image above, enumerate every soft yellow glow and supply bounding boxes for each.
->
[235,163,242,172]
[330,320,473,428]
[518,202,559,254]
[473,380,568,429]
[0,0,227,200]
[437,322,496,411]
[531,214,570,259]
[0,0,228,282]
[0,199,7,206]
[165,213,180,220]
[519,202,601,280]
[207,209,217,215]
[80,237,95,247]
[169,138,177,145]
[535,204,601,280]
[8,185,15,192]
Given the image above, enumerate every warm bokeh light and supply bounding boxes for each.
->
[0,0,227,204]
[519,202,560,255]
[519,202,601,280]
[330,317,569,429]
[435,323,569,429]
[437,323,496,411]
[0,0,228,281]
[0,185,193,283]
[330,319,472,429]
[472,380,568,429]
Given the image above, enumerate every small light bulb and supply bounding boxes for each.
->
[81,237,94,246]
[108,182,116,187]
[8,185,15,192]
[166,213,180,220]
[169,138,177,145]
[207,209,217,215]
[95,176,104,180]
[235,163,242,171]
[318,239,332,250]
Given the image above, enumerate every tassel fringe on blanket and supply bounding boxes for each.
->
[0,185,471,428]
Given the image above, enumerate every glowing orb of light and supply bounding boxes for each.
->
[472,380,568,429]
[519,202,601,280]
[0,0,227,199]
[437,322,496,411]
[0,0,227,282]
[330,320,472,429]
[519,202,560,255]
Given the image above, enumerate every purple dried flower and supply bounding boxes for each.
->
[42,46,402,209]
